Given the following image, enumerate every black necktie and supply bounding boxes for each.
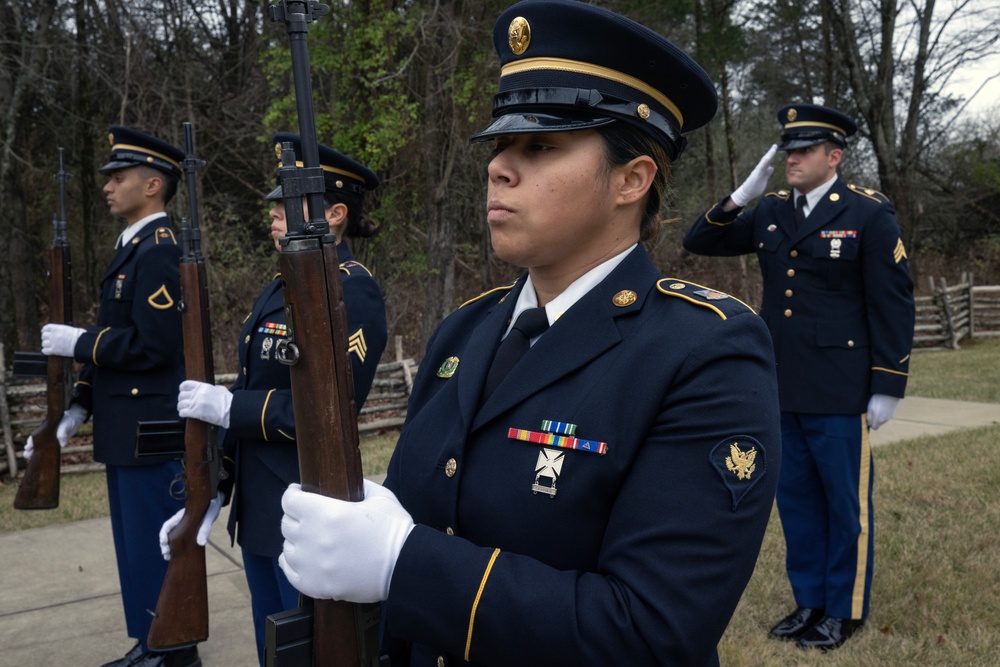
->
[794,195,807,227]
[482,307,549,399]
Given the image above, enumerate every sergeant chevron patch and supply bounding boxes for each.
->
[894,238,907,264]
[348,328,367,362]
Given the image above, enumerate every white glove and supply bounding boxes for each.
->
[867,394,900,430]
[41,323,86,358]
[159,491,224,560]
[730,144,778,207]
[177,380,233,428]
[23,404,88,460]
[279,480,415,603]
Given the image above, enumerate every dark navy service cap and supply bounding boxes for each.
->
[777,103,858,151]
[99,126,184,178]
[469,0,719,160]
[265,132,379,201]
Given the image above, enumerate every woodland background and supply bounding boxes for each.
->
[2,0,999,372]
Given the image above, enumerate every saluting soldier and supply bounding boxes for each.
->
[34,127,198,667]
[158,133,387,666]
[276,2,782,666]
[684,103,916,650]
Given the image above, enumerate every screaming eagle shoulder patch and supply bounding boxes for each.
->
[709,435,767,511]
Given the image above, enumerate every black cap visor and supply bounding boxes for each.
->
[779,131,847,151]
[470,112,616,143]
[264,184,283,201]
[99,159,142,175]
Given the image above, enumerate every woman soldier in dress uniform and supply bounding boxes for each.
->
[159,134,387,666]
[279,2,781,666]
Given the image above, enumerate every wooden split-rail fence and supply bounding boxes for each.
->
[914,274,1000,350]
[1,336,417,481]
[4,276,999,480]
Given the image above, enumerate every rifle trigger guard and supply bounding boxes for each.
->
[276,339,299,366]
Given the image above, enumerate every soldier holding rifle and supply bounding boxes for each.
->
[35,126,198,667]
[277,1,782,666]
[159,133,387,666]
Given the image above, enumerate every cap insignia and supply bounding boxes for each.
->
[508,16,531,55]
[612,290,637,307]
[787,107,797,122]
[108,132,115,146]
[636,104,651,120]
[274,142,282,160]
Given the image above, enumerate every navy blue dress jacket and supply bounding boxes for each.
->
[221,243,387,557]
[683,179,915,414]
[72,216,185,466]
[381,246,781,667]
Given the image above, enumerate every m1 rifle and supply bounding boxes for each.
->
[263,2,379,666]
[146,122,220,650]
[13,148,74,510]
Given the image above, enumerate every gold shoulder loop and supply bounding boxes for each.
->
[459,281,517,308]
[271,271,282,281]
[655,278,757,320]
[848,183,891,204]
[765,190,790,200]
[153,227,177,245]
[340,260,374,277]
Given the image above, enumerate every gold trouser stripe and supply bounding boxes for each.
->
[465,548,501,661]
[261,388,276,441]
[92,327,111,365]
[500,57,683,127]
[852,415,872,617]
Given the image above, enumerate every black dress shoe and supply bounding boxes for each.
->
[796,616,865,651]
[130,646,201,667]
[767,606,825,641]
[100,641,145,667]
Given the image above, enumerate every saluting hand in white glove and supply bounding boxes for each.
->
[177,380,233,428]
[279,480,415,603]
[41,323,86,358]
[730,144,778,207]
[866,394,900,430]
[159,492,225,560]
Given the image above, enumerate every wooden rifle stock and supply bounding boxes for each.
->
[147,123,218,650]
[264,2,379,665]
[15,148,73,510]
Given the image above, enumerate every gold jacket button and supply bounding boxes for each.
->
[790,249,798,257]
[245,334,251,344]
[445,458,457,477]
[787,269,795,277]
[784,309,792,318]
[131,388,139,395]
[785,289,793,297]
[758,242,764,249]
[437,657,445,667]
[848,340,855,347]
[446,526,455,536]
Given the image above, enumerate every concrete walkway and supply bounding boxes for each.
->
[1,397,998,667]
